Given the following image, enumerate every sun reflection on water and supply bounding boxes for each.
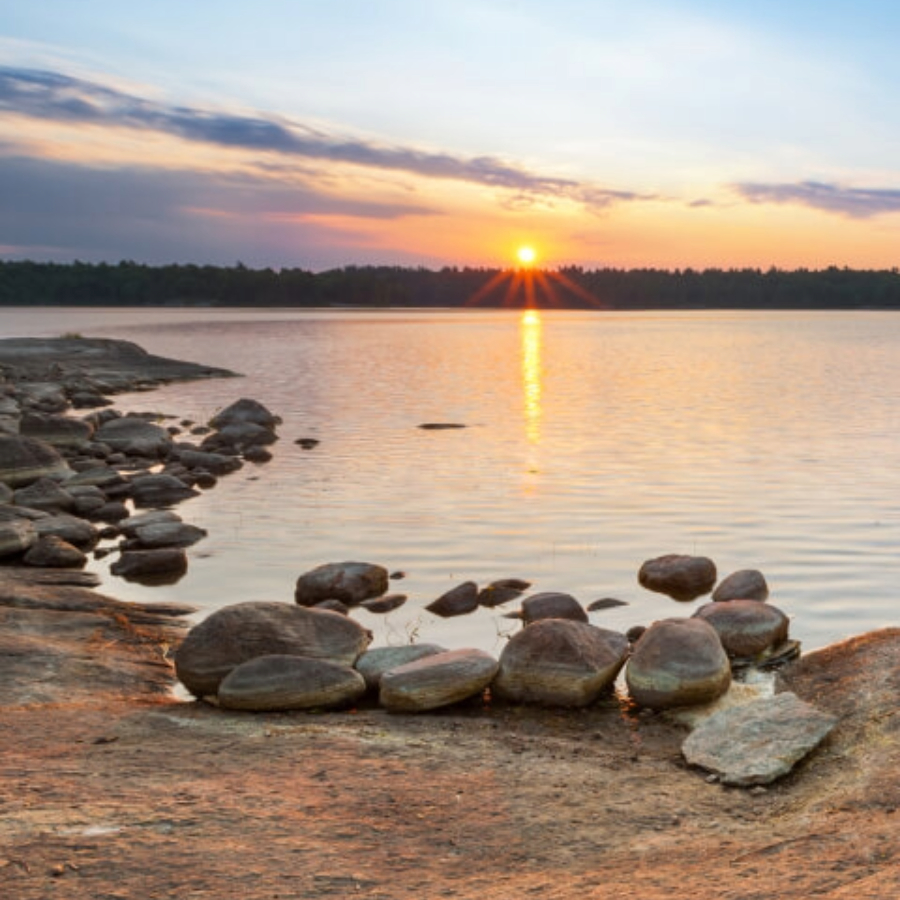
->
[521,308,542,445]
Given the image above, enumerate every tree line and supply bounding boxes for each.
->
[3,260,900,309]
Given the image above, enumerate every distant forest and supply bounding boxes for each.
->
[4,260,900,309]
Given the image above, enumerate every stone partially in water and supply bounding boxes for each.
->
[217,654,367,711]
[208,398,281,430]
[360,593,408,614]
[521,592,588,624]
[682,692,837,786]
[625,618,731,710]
[426,581,479,617]
[712,569,769,602]
[379,648,498,712]
[110,548,188,583]
[493,619,629,707]
[295,561,389,607]
[477,579,531,608]
[693,600,789,660]
[638,554,717,602]
[174,601,372,697]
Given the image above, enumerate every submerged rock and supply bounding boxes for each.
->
[477,578,531,608]
[493,619,629,707]
[638,554,717,602]
[360,593,408,614]
[712,569,770,602]
[294,561,389,608]
[426,581,479,617]
[209,398,281,431]
[625,617,731,710]
[110,548,188,582]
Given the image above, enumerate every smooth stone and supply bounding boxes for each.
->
[379,648,498,712]
[23,535,87,568]
[12,477,76,514]
[177,448,243,475]
[294,561,389,607]
[208,398,281,430]
[204,421,277,450]
[0,434,71,487]
[110,547,188,582]
[355,644,447,691]
[94,416,173,458]
[129,473,200,507]
[521,592,588,624]
[587,597,629,611]
[426,581,479,617]
[63,466,127,489]
[314,599,349,615]
[174,601,372,697]
[682,692,837,786]
[417,423,467,430]
[217,654,367,711]
[493,619,629,707]
[92,501,130,522]
[477,578,530,607]
[693,600,789,660]
[68,485,107,516]
[713,569,770,602]
[129,521,208,549]
[625,618,732,710]
[294,438,319,449]
[0,518,38,557]
[242,446,273,463]
[638,554,717,601]
[360,593,408,614]
[119,509,183,537]
[19,412,94,448]
[34,513,99,549]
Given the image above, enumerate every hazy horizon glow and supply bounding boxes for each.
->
[3,2,900,271]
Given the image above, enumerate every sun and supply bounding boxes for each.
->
[516,245,537,267]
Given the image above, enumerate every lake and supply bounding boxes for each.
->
[3,306,899,654]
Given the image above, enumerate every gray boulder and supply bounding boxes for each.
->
[217,655,367,711]
[95,416,173,458]
[19,412,94,448]
[34,513,99,549]
[713,569,770,602]
[128,521,207,549]
[294,561,389,607]
[638,554,717,601]
[493,620,628,707]
[110,547,188,582]
[23,534,87,568]
[129,473,199,507]
[521,592,587,624]
[682,692,837,786]
[693,600,789,661]
[176,448,243,476]
[119,509,183,537]
[13,477,76,514]
[209,398,281,430]
[0,434,71,487]
[355,644,447,691]
[174,601,372,697]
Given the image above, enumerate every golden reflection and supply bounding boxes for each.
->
[521,308,543,444]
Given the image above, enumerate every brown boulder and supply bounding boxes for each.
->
[638,554,717,601]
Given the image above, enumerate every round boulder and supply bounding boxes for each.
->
[693,600,789,660]
[209,398,281,430]
[217,655,367,711]
[493,619,629,707]
[355,644,447,691]
[23,534,87,568]
[521,592,588,624]
[174,601,372,697]
[712,569,770,602]
[638,554,717,602]
[94,416,173,458]
[13,477,76,514]
[379,649,499,712]
[129,473,200,507]
[625,617,731,710]
[34,513,99,549]
[426,581,479,617]
[19,412,94,448]
[0,434,71,487]
[294,561,389,607]
[110,547,188,583]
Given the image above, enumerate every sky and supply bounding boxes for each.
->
[2,0,900,271]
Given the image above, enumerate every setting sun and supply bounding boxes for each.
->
[516,245,537,267]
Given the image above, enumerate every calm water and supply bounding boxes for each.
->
[3,307,899,653]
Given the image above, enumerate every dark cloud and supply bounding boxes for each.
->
[734,181,900,218]
[0,65,644,212]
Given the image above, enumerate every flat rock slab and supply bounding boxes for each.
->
[682,691,837,786]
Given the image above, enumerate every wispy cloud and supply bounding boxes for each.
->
[734,180,900,218]
[0,65,652,212]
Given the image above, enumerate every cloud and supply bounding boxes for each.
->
[734,180,900,218]
[0,65,647,213]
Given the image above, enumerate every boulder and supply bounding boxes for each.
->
[426,581,479,617]
[208,398,281,431]
[521,592,588,624]
[0,518,38,557]
[94,416,173,458]
[682,692,837,786]
[355,644,447,691]
[294,561,389,607]
[68,484,108,517]
[34,514,99,549]
[625,618,731,710]
[638,554,717,601]
[0,434,71,487]
[176,448,243,476]
[712,569,770,602]
[379,648,499,712]
[174,601,372,697]
[128,521,208,549]
[203,422,277,451]
[693,600,790,661]
[119,509,183,537]
[477,578,531,608]
[360,593,408,614]
[129,473,200,507]
[110,548,188,582]
[242,446,273,464]
[19,412,94,448]
[63,465,127,490]
[23,534,87,568]
[12,477,76,514]
[493,620,629,707]
[217,655,367,711]
[0,482,13,504]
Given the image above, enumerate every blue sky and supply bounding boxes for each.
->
[2,1,900,270]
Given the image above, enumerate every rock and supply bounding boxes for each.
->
[19,412,94,448]
[314,599,349,615]
[12,477,76,514]
[426,581,479,617]
[587,597,629,611]
[217,655,367,711]
[174,601,372,697]
[129,473,200,507]
[693,600,789,661]
[94,416,173,458]
[34,514,99,549]
[176,448,243,476]
[713,569,770,602]
[204,421,277,451]
[626,625,647,644]
[69,391,112,409]
[294,561,389,607]
[379,648,498,712]
[93,501,130,522]
[355,644,447,691]
[0,518,38,557]
[110,548,188,582]
[208,398,281,430]
[0,482,13,504]
[242,446,273,463]
[119,509,184,537]
[68,484,108,516]
[638,554,717,601]
[14,381,67,413]
[128,521,208,549]
[63,465,127,489]
[23,535,87,568]
[417,423,467,430]
[294,438,319,449]
[493,620,629,707]
[521,592,588,624]
[625,618,732,710]
[0,434,71,487]
[681,692,837,786]
[360,593,407,614]
[477,579,530,608]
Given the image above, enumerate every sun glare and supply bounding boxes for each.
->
[516,245,536,267]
